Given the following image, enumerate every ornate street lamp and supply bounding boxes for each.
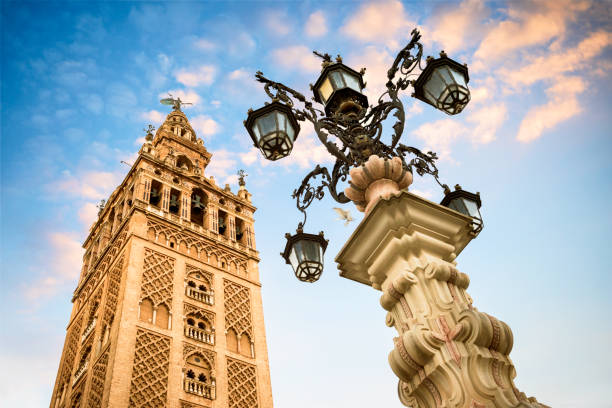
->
[312,54,368,117]
[281,224,328,283]
[412,51,470,115]
[441,184,483,234]
[244,101,300,161]
[244,28,481,282]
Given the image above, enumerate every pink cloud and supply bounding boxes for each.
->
[475,0,590,64]
[25,232,84,300]
[305,11,328,38]
[516,76,585,143]
[341,0,415,48]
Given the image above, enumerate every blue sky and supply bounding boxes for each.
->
[1,1,611,406]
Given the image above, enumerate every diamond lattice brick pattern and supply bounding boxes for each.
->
[128,329,171,408]
[227,358,258,408]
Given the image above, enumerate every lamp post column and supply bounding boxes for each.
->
[336,177,548,407]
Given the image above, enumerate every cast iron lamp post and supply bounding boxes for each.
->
[244,28,482,282]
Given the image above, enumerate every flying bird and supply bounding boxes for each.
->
[333,207,354,226]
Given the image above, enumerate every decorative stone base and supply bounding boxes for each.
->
[336,191,549,408]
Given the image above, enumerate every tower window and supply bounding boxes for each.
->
[218,210,228,236]
[150,180,163,208]
[190,189,207,227]
[169,188,181,215]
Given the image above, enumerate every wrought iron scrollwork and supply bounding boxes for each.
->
[253,28,447,224]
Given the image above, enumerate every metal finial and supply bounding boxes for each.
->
[238,169,248,187]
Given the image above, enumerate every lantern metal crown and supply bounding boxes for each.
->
[244,28,482,282]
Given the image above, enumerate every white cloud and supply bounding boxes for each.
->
[264,10,291,36]
[206,149,238,185]
[78,202,99,228]
[466,103,507,144]
[140,109,165,124]
[25,232,83,300]
[271,46,321,74]
[159,89,201,107]
[305,11,328,38]
[50,170,122,200]
[411,118,467,162]
[191,114,221,138]
[194,38,216,51]
[175,65,216,87]
[516,76,584,143]
[341,0,415,48]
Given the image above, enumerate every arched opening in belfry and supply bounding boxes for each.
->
[176,155,193,171]
[218,210,228,237]
[190,188,207,226]
[169,188,181,215]
[235,218,246,244]
[150,180,163,208]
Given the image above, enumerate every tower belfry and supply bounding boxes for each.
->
[49,106,273,408]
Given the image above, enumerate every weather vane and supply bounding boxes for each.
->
[160,93,192,111]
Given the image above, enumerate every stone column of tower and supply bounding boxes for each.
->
[49,108,273,408]
[335,156,549,408]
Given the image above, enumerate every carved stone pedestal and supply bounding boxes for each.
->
[335,191,549,408]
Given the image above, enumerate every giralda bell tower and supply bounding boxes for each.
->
[49,102,273,408]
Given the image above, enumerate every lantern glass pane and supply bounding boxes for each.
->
[286,120,295,141]
[448,198,467,215]
[319,77,333,103]
[463,198,480,218]
[423,72,445,105]
[276,111,287,132]
[343,71,361,92]
[449,67,467,87]
[258,112,278,136]
[330,71,344,89]
[437,66,453,86]
[251,123,261,140]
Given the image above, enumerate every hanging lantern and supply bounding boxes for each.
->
[440,185,483,234]
[413,51,470,115]
[281,225,328,283]
[312,62,368,117]
[244,101,300,161]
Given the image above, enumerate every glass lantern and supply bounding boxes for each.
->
[244,101,300,161]
[281,226,328,283]
[413,52,470,115]
[440,185,483,234]
[313,63,368,117]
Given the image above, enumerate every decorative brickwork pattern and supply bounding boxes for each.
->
[147,217,248,272]
[77,229,128,306]
[128,329,171,408]
[61,315,84,384]
[103,256,124,327]
[140,248,175,308]
[86,350,109,408]
[223,280,253,337]
[227,358,258,408]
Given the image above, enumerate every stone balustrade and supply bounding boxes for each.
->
[184,326,214,345]
[184,378,214,399]
[81,318,96,343]
[72,361,88,386]
[185,287,214,305]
